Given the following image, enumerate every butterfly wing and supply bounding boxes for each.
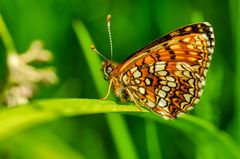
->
[121,61,202,119]
[117,22,214,79]
[117,22,214,119]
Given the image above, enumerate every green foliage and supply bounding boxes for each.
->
[0,0,239,159]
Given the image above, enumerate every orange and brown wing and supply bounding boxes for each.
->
[117,22,214,119]
[117,22,214,78]
[121,61,202,119]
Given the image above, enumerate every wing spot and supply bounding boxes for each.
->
[195,40,202,46]
[183,71,192,78]
[162,86,170,92]
[210,33,214,39]
[122,74,129,84]
[170,44,181,50]
[159,80,167,85]
[158,89,167,98]
[183,94,192,103]
[147,99,155,108]
[167,82,177,88]
[194,98,200,104]
[189,88,195,95]
[208,47,214,53]
[158,71,168,76]
[211,41,215,46]
[198,81,203,88]
[209,27,213,32]
[206,62,210,67]
[149,65,154,73]
[155,64,165,71]
[203,69,208,77]
[130,67,137,73]
[186,106,194,111]
[183,37,191,43]
[180,102,188,108]
[133,70,141,78]
[198,89,203,97]
[166,76,175,82]
[145,78,151,85]
[187,44,194,49]
[184,27,192,32]
[176,63,185,70]
[158,98,167,107]
[135,79,141,84]
[203,22,211,26]
[139,87,146,94]
[202,34,208,40]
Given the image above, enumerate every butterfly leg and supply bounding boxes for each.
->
[126,88,143,112]
[101,79,113,100]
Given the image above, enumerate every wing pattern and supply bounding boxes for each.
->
[116,22,214,119]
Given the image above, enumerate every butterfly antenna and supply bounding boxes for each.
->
[90,44,107,60]
[107,14,113,59]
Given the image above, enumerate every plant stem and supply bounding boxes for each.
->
[0,14,17,54]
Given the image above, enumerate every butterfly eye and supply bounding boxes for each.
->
[106,66,113,74]
[103,66,112,81]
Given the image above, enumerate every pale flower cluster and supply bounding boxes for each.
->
[1,41,58,106]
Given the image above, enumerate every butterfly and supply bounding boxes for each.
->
[92,15,215,119]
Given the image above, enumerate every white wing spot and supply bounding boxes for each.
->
[130,67,137,73]
[209,27,213,32]
[180,102,188,108]
[167,82,177,88]
[189,88,195,95]
[133,70,141,78]
[158,89,166,98]
[147,99,155,108]
[122,74,129,84]
[158,71,168,76]
[145,78,151,85]
[176,63,185,70]
[149,65,154,73]
[166,76,175,82]
[208,47,214,53]
[194,98,200,104]
[183,94,192,103]
[159,80,167,85]
[158,98,167,107]
[139,87,146,94]
[202,34,208,40]
[198,89,203,97]
[135,79,141,84]
[155,64,165,71]
[162,86,170,92]
[183,71,192,78]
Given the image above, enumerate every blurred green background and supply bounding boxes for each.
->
[0,0,239,159]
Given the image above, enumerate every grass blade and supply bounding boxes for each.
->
[73,20,139,159]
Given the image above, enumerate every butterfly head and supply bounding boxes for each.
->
[102,60,117,81]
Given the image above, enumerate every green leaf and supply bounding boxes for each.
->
[0,98,239,158]
[0,98,145,140]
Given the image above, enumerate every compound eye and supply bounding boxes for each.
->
[106,66,113,75]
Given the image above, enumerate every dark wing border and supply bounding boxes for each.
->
[121,22,214,64]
